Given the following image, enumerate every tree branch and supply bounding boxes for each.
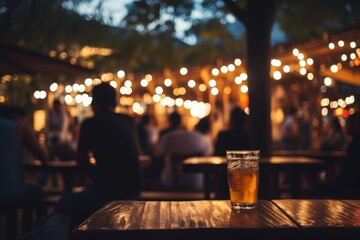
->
[223,0,248,26]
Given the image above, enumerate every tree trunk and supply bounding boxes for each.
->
[246,0,275,157]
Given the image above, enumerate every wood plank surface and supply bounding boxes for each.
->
[73,200,298,240]
[272,199,360,240]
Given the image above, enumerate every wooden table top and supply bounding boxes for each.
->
[72,199,360,240]
[72,200,297,240]
[272,199,360,239]
[24,159,81,173]
[24,155,151,173]
[273,150,347,159]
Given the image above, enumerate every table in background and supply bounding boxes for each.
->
[182,156,325,199]
[273,150,347,181]
[25,160,82,194]
[25,155,151,194]
[72,199,360,240]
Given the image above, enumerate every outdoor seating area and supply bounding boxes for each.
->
[1,1,360,240]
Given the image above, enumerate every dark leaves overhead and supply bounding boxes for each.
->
[124,0,193,34]
[277,0,359,41]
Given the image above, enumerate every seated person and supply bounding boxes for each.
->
[215,107,250,156]
[55,82,141,229]
[0,105,48,210]
[314,112,360,199]
[154,111,211,191]
[321,118,346,151]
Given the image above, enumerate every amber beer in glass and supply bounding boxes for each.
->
[227,150,260,209]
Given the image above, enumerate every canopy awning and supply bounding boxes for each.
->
[0,42,97,77]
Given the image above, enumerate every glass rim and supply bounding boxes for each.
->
[226,150,260,154]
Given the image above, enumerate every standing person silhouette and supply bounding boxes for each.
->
[47,99,71,154]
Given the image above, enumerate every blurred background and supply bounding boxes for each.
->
[1,0,360,151]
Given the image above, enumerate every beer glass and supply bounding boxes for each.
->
[226,150,260,209]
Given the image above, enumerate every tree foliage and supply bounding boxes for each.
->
[276,0,360,41]
[1,0,359,72]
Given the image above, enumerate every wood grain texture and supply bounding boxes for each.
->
[73,200,298,240]
[272,199,360,240]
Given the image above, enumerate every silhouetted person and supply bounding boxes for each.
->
[215,107,250,156]
[47,99,71,150]
[280,107,299,150]
[334,112,360,198]
[143,111,182,189]
[159,110,182,139]
[298,108,311,150]
[194,116,214,155]
[154,111,210,190]
[321,117,346,151]
[314,112,360,199]
[137,114,157,155]
[39,100,73,188]
[0,105,48,220]
[55,82,141,226]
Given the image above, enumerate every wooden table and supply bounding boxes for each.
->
[72,199,360,240]
[25,156,151,194]
[273,150,347,181]
[182,156,325,199]
[272,199,360,239]
[25,160,82,194]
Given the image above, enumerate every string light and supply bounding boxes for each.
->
[155,86,163,94]
[33,36,358,122]
[273,71,282,80]
[188,79,196,88]
[180,67,188,75]
[293,48,299,56]
[84,78,93,86]
[117,70,125,78]
[283,65,290,73]
[209,79,216,87]
[140,79,148,87]
[234,58,241,66]
[211,68,219,76]
[164,78,172,87]
[49,83,58,92]
[211,87,219,95]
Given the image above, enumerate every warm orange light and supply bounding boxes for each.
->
[333,108,349,117]
[33,110,46,132]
